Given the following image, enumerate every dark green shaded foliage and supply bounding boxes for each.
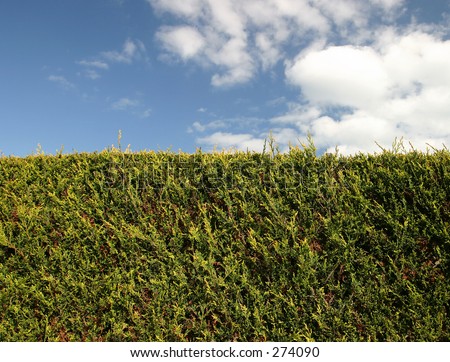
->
[0,142,449,341]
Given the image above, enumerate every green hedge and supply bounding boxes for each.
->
[0,142,449,341]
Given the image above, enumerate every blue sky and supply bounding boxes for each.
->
[1,0,450,156]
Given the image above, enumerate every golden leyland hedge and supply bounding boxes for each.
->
[0,141,449,341]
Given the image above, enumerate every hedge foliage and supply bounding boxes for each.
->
[0,141,449,341]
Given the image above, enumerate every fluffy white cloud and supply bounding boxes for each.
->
[197,132,265,152]
[280,30,450,154]
[381,32,450,90]
[286,45,391,109]
[210,38,254,86]
[157,26,205,60]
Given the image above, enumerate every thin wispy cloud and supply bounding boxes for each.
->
[48,75,75,90]
[76,39,147,80]
[101,38,147,64]
[77,60,109,70]
[111,97,140,111]
[139,108,152,119]
[83,69,101,80]
[110,97,152,120]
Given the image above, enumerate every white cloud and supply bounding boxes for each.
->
[209,38,255,87]
[286,45,391,109]
[149,0,405,87]
[156,26,205,60]
[310,112,397,152]
[188,120,226,133]
[369,0,405,11]
[279,30,450,154]
[314,0,365,27]
[111,97,139,110]
[271,103,322,131]
[76,39,146,80]
[151,0,448,154]
[189,121,206,133]
[148,0,204,19]
[196,128,301,153]
[194,28,450,154]
[380,32,450,90]
[254,33,279,70]
[102,38,146,64]
[110,98,153,120]
[139,108,152,119]
[77,60,109,69]
[197,132,265,152]
[82,69,101,80]
[48,75,75,90]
